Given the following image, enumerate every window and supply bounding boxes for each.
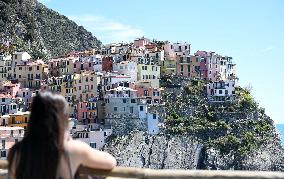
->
[140,106,143,111]
[114,107,118,111]
[67,61,69,65]
[219,90,222,94]
[89,63,91,67]
[19,75,21,78]
[19,67,22,70]
[90,143,96,148]
[74,64,76,68]
[1,98,5,102]
[13,105,16,109]
[130,107,134,113]
[1,140,5,150]
[0,151,6,158]
[225,90,228,95]
[153,114,157,119]
[12,117,15,124]
[37,66,39,70]
[131,99,136,103]
[29,67,32,71]
[79,86,81,90]
[123,99,126,103]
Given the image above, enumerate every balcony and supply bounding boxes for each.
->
[0,160,283,179]
[87,106,97,110]
[65,84,73,88]
[105,94,130,98]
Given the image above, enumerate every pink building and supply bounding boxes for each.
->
[0,82,20,98]
[73,59,94,74]
[77,98,98,124]
[135,81,161,104]
[176,56,190,77]
[48,59,61,76]
[163,42,176,59]
[200,57,208,80]
[102,56,113,72]
[0,126,24,159]
[134,37,150,47]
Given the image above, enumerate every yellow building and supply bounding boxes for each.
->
[137,63,160,88]
[74,71,98,102]
[15,60,48,89]
[59,58,75,75]
[8,111,30,129]
[60,75,75,102]
[161,58,176,75]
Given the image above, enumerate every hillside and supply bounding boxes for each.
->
[104,77,284,171]
[0,0,101,59]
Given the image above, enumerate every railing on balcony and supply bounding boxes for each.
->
[0,160,284,179]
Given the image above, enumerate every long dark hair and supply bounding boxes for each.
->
[8,92,69,179]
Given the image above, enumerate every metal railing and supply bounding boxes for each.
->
[1,160,284,179]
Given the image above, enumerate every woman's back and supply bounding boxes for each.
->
[8,92,116,179]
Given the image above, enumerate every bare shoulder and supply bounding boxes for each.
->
[65,139,90,154]
[65,139,117,169]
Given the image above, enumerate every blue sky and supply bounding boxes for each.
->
[39,0,284,124]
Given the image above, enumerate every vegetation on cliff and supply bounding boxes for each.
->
[0,0,101,59]
[159,77,281,169]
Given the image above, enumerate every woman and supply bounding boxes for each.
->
[8,92,117,179]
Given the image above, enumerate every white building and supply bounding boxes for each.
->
[104,87,139,116]
[0,94,18,115]
[137,99,159,134]
[17,88,33,103]
[113,61,137,83]
[73,126,112,149]
[147,112,159,134]
[206,80,236,102]
[101,73,132,91]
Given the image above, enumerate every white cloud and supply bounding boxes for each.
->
[68,15,144,44]
[262,46,274,53]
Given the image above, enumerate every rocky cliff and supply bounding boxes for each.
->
[104,77,284,171]
[0,0,101,59]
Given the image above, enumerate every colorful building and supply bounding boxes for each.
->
[0,126,24,159]
[8,111,30,129]
[176,55,190,77]
[206,80,236,102]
